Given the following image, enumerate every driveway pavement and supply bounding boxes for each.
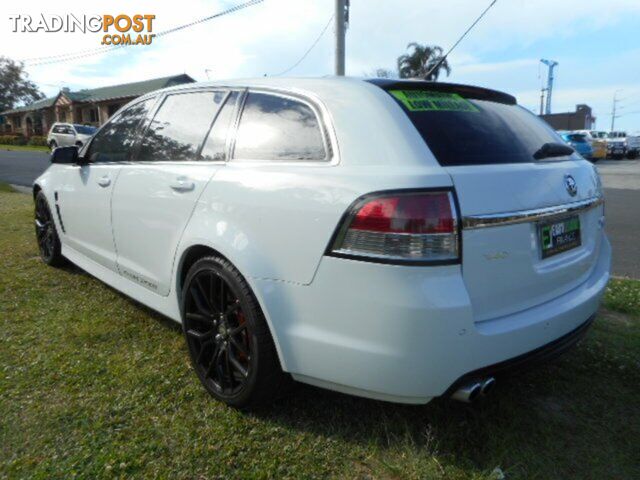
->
[0,149,49,187]
[0,150,638,278]
[595,159,640,279]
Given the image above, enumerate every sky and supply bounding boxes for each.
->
[3,0,640,131]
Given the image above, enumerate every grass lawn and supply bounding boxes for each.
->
[1,185,639,479]
[0,144,49,153]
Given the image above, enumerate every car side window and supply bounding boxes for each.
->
[200,91,240,161]
[233,92,327,161]
[88,98,155,163]
[137,90,227,162]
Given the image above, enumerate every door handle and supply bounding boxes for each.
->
[97,176,111,187]
[170,178,195,192]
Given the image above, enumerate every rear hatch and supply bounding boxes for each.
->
[378,82,604,322]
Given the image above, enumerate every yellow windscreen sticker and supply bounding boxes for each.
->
[390,90,479,112]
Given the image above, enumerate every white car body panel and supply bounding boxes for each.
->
[445,162,603,322]
[111,163,221,295]
[58,164,122,271]
[33,77,611,403]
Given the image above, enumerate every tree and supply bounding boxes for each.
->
[397,43,451,81]
[0,57,43,112]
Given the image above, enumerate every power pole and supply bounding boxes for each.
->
[611,90,621,132]
[539,88,547,115]
[335,0,346,76]
[540,59,558,115]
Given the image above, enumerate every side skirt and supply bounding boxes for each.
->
[61,244,181,323]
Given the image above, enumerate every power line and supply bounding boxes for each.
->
[22,0,264,67]
[272,14,334,76]
[618,109,640,117]
[425,0,498,79]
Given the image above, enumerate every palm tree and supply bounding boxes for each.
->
[397,43,451,81]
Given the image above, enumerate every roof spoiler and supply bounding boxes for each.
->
[366,79,517,106]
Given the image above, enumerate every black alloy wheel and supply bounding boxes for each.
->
[181,256,288,408]
[34,191,65,266]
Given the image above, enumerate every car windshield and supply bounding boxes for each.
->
[567,134,587,143]
[73,125,97,135]
[384,88,564,166]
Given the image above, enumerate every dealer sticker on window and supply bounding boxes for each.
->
[389,90,479,113]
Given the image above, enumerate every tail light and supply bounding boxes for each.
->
[329,190,460,264]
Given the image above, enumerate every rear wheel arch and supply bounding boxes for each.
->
[177,245,228,298]
[176,244,289,374]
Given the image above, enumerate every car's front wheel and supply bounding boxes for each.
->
[181,256,288,408]
[34,191,65,267]
[49,140,57,151]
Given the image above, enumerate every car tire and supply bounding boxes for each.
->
[49,140,57,151]
[34,191,66,267]
[181,256,290,409]
[75,141,83,148]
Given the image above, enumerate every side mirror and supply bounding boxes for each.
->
[50,146,79,165]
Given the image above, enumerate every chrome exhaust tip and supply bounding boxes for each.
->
[480,377,496,396]
[451,381,482,403]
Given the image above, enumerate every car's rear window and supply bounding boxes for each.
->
[385,89,563,166]
[73,125,97,135]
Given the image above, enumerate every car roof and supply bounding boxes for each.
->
[141,76,517,105]
[129,77,520,169]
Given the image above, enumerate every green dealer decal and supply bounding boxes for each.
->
[389,90,479,112]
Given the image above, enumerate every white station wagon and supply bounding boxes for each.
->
[33,78,611,408]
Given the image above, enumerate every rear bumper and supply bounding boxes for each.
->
[253,234,611,404]
[444,314,594,396]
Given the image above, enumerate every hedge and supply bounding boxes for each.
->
[0,135,27,146]
[27,136,48,146]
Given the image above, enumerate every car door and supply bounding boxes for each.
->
[59,125,76,146]
[110,89,240,296]
[57,98,157,272]
[51,125,70,146]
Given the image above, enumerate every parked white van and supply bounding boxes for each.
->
[46,123,97,150]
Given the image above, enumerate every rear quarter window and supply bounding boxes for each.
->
[386,89,564,166]
[232,92,327,162]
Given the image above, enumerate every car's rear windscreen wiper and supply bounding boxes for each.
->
[533,142,575,160]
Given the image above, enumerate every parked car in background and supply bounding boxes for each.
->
[573,130,607,161]
[560,132,594,160]
[590,131,608,140]
[46,123,97,150]
[33,78,610,408]
[607,131,640,159]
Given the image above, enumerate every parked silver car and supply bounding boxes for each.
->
[46,123,97,150]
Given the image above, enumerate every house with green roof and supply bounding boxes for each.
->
[1,74,195,138]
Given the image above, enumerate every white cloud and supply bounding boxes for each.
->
[2,0,640,129]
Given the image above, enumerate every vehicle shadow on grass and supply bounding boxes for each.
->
[247,348,620,477]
